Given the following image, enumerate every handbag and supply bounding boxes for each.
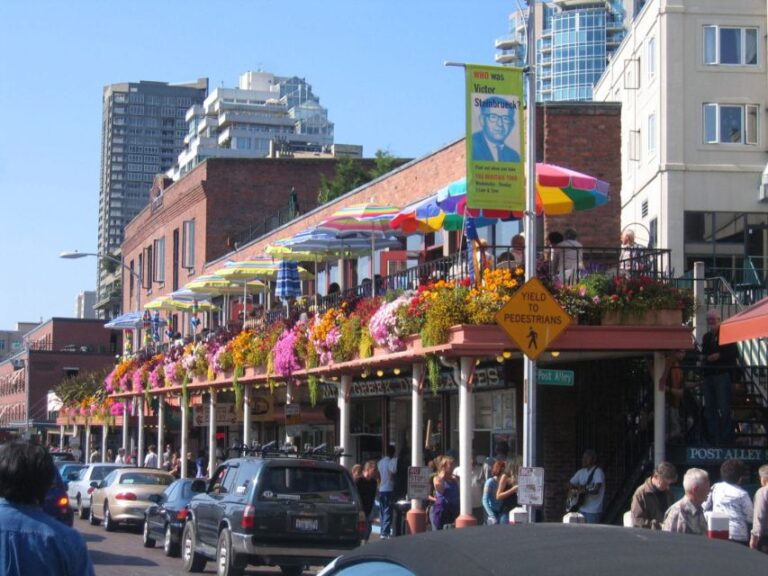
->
[566,466,597,513]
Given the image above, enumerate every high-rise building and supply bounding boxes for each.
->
[169,71,334,179]
[495,1,647,101]
[97,79,208,318]
[594,0,768,279]
[75,291,96,319]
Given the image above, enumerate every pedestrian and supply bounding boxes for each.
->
[351,463,363,482]
[169,452,181,479]
[431,455,459,530]
[144,444,159,468]
[0,441,95,576]
[482,460,518,525]
[195,450,207,478]
[89,446,101,464]
[701,309,739,446]
[162,444,172,471]
[114,447,126,464]
[186,452,196,478]
[568,449,605,524]
[356,460,378,542]
[661,350,686,443]
[619,229,644,276]
[703,459,753,544]
[630,461,678,529]
[105,448,114,463]
[662,468,710,535]
[377,444,397,539]
[551,228,584,283]
[750,464,768,552]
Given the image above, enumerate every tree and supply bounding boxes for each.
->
[317,149,400,205]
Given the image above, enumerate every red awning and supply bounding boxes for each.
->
[719,296,768,344]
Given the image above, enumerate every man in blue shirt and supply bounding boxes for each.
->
[377,444,398,539]
[0,441,94,576]
[472,96,521,163]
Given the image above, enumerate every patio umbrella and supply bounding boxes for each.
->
[391,193,515,234]
[104,311,145,330]
[275,260,302,300]
[185,274,267,296]
[216,258,313,281]
[719,296,768,344]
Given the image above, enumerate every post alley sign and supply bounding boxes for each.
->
[685,446,766,464]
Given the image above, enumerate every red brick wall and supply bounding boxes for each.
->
[24,319,119,354]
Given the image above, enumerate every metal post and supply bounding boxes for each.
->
[693,261,706,345]
[285,380,294,446]
[455,356,477,527]
[157,397,165,469]
[84,426,91,464]
[59,425,65,451]
[180,399,189,479]
[653,352,666,465]
[523,1,539,520]
[122,399,129,452]
[243,384,252,447]
[137,396,145,466]
[338,375,352,470]
[101,423,108,463]
[208,389,217,477]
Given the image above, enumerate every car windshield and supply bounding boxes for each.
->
[91,467,117,481]
[120,473,172,486]
[260,466,353,502]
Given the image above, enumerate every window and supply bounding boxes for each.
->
[647,113,656,155]
[703,103,758,144]
[646,36,656,79]
[153,238,165,283]
[182,219,195,269]
[704,26,758,65]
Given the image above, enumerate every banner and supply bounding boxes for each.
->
[465,64,525,211]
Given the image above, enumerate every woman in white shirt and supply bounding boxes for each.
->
[703,459,754,543]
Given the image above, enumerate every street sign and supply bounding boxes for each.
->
[495,277,572,360]
[407,466,431,500]
[517,466,544,506]
[537,369,575,387]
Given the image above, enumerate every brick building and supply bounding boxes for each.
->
[0,319,120,440]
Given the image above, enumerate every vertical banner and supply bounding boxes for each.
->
[466,65,525,211]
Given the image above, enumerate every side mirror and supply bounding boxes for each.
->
[89,480,101,489]
[148,493,161,503]
[191,479,207,493]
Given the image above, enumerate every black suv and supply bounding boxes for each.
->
[182,444,365,576]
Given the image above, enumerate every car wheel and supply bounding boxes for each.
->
[164,523,179,557]
[77,495,88,520]
[89,502,100,526]
[142,519,156,547]
[103,503,116,532]
[280,566,304,576]
[216,529,246,576]
[181,523,207,573]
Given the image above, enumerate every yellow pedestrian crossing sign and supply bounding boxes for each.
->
[495,277,572,360]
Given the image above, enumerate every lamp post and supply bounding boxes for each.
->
[60,250,144,456]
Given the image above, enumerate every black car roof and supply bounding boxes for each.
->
[330,523,767,576]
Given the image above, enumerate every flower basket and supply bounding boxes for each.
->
[601,308,683,326]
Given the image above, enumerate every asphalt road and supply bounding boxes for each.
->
[77,515,321,576]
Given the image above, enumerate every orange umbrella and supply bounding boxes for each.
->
[719,296,768,344]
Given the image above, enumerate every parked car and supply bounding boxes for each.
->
[182,449,366,576]
[49,450,76,462]
[317,523,768,576]
[142,478,206,557]
[89,467,174,531]
[43,468,74,526]
[67,463,126,519]
[58,463,86,483]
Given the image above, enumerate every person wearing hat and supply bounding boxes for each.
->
[472,96,521,162]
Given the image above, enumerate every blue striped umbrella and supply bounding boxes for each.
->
[275,260,302,300]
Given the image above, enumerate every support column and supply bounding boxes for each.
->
[157,397,165,469]
[693,261,706,345]
[59,425,65,450]
[653,351,666,466]
[243,384,251,447]
[137,396,145,466]
[208,388,217,477]
[455,357,477,528]
[84,425,91,464]
[406,363,426,534]
[338,375,352,470]
[285,381,294,446]
[180,398,189,479]
[122,399,129,452]
[101,423,108,463]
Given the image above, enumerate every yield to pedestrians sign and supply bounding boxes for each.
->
[495,277,571,360]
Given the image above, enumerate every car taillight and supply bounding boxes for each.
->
[176,508,188,521]
[87,487,96,495]
[115,492,137,500]
[357,511,368,537]
[58,496,69,508]
[241,504,256,529]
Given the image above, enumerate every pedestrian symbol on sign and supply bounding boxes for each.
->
[527,327,538,350]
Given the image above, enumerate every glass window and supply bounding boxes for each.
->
[704,26,759,65]
[703,103,759,145]
[647,113,656,155]
[647,36,656,78]
[182,219,195,269]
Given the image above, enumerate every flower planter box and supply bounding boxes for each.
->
[601,309,683,326]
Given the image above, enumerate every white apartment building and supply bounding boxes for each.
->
[171,71,335,179]
[594,0,768,282]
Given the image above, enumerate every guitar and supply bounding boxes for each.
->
[565,486,586,513]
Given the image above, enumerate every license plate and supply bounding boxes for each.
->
[295,517,318,531]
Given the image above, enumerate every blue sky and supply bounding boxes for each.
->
[0,0,518,329]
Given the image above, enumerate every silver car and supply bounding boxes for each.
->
[67,463,127,519]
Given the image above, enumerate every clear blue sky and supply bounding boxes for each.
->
[0,0,518,329]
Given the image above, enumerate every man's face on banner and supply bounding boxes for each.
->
[481,106,515,146]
